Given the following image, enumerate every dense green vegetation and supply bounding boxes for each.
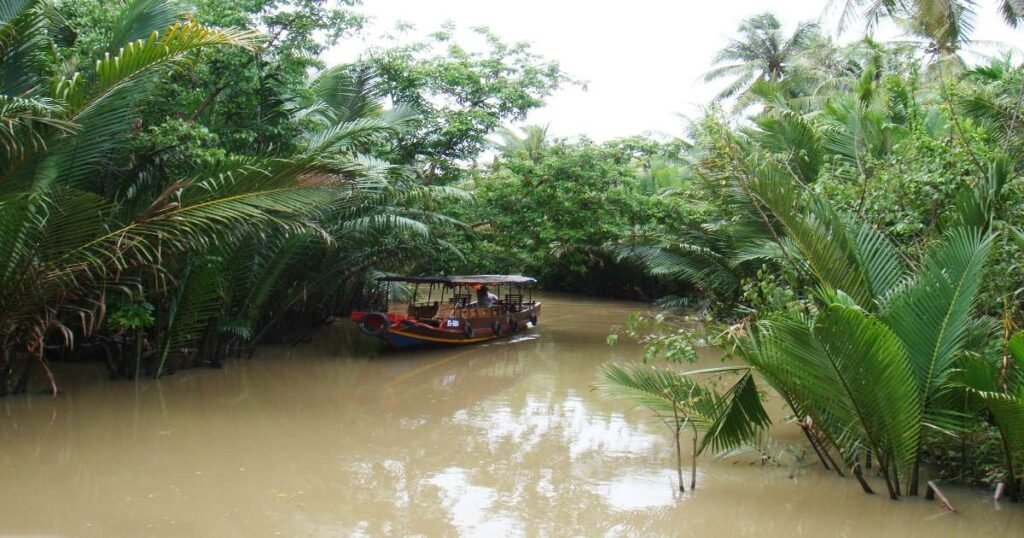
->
[436,134,693,296]
[0,0,566,390]
[3,0,1024,506]
[599,1,1024,502]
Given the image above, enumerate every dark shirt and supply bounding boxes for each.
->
[477,291,497,307]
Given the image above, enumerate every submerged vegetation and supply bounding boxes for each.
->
[2,0,1024,508]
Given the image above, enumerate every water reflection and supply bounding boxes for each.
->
[0,294,1021,537]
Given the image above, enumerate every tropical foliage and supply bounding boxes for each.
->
[601,2,1024,501]
[0,0,564,392]
[3,0,1024,506]
[435,136,694,297]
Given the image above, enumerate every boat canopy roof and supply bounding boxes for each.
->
[376,274,537,285]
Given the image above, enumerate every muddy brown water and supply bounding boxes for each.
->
[1,295,1022,537]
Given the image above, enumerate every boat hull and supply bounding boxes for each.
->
[355,304,541,349]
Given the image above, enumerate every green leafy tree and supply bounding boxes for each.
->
[368,24,574,183]
[456,138,688,296]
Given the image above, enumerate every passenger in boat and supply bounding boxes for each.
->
[477,285,498,308]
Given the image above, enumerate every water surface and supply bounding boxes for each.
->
[1,295,1021,537]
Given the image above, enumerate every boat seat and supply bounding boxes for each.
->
[408,302,439,319]
[504,294,523,311]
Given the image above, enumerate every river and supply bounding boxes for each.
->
[0,295,1021,537]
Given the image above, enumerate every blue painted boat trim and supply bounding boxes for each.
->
[383,331,434,349]
[382,329,496,349]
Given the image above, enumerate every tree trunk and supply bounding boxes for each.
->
[908,456,921,496]
[672,399,685,493]
[134,328,144,382]
[879,458,899,500]
[852,462,875,494]
[691,428,697,490]
[13,353,31,394]
[892,457,902,498]
[675,430,684,493]
[35,346,57,396]
[998,427,1019,501]
[800,422,831,471]
[0,347,11,395]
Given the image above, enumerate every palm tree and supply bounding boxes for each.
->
[113,59,464,377]
[832,0,1023,67]
[605,91,1022,496]
[1000,0,1024,26]
[958,331,1024,498]
[0,0,263,390]
[492,124,550,163]
[0,0,462,389]
[703,13,820,105]
[610,111,816,306]
[836,0,1024,31]
[607,168,999,499]
[959,55,1024,161]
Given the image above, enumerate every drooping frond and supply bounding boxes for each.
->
[156,257,226,376]
[1000,0,1024,27]
[697,371,772,453]
[957,353,1024,465]
[598,362,706,417]
[60,21,260,112]
[611,241,741,297]
[598,362,771,456]
[749,168,905,310]
[0,95,74,158]
[0,0,50,97]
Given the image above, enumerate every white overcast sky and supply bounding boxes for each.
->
[327,0,1023,141]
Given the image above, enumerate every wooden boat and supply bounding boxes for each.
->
[351,275,541,349]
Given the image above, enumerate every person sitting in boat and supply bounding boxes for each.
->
[477,285,498,307]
